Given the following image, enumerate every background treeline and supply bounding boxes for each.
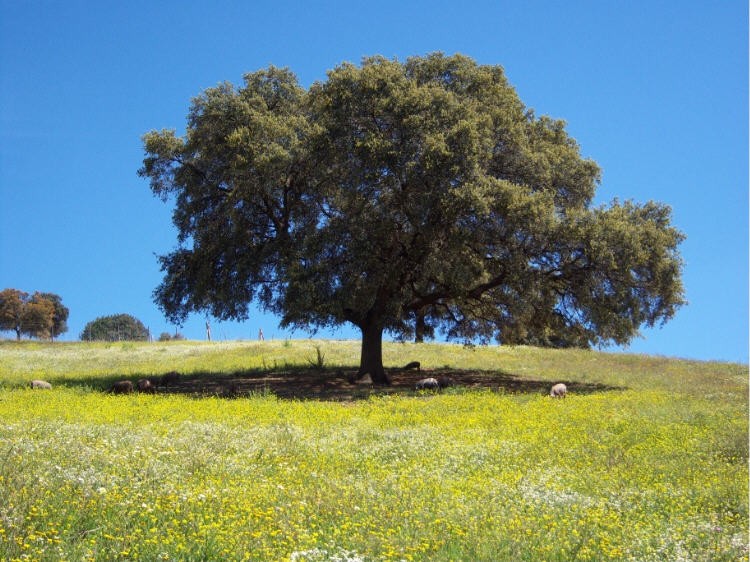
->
[0,288,69,340]
[0,289,181,343]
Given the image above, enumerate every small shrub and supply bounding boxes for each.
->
[307,345,326,371]
[159,332,186,342]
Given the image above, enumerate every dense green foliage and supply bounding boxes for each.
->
[80,313,149,342]
[140,53,685,382]
[37,292,69,340]
[0,341,746,561]
[0,288,68,340]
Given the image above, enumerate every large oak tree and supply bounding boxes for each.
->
[140,53,685,384]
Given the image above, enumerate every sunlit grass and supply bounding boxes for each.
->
[0,340,746,561]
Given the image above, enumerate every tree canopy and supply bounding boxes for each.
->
[38,292,69,340]
[140,53,685,384]
[81,314,149,342]
[0,289,69,340]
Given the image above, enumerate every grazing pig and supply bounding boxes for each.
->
[437,376,455,389]
[136,378,155,393]
[111,380,134,394]
[415,377,439,390]
[403,361,421,371]
[160,371,180,386]
[30,380,52,389]
[550,383,567,398]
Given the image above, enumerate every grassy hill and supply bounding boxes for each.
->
[0,340,747,561]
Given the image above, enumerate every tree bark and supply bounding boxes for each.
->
[357,321,391,385]
[415,311,426,343]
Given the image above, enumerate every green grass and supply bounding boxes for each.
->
[0,340,747,561]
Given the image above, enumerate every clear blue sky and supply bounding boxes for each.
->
[1,1,747,363]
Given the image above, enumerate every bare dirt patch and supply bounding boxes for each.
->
[146,368,620,401]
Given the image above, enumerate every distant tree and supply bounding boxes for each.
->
[0,289,65,340]
[81,314,149,342]
[38,293,69,340]
[140,53,685,384]
[21,293,55,339]
[158,331,185,342]
[0,288,28,340]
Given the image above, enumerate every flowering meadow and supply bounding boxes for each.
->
[0,340,747,561]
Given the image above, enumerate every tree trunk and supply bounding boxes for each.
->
[357,322,391,385]
[415,311,426,343]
